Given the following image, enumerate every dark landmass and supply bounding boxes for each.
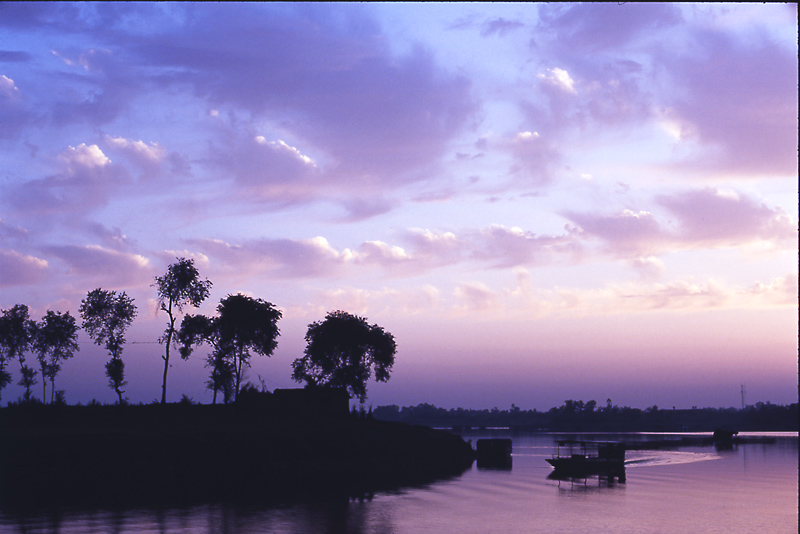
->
[373,400,799,432]
[0,399,475,510]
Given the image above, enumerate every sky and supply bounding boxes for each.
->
[0,2,797,410]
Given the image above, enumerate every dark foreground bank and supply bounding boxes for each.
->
[0,402,476,509]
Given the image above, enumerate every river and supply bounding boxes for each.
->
[1,432,796,533]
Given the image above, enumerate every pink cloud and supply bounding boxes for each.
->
[82,222,137,251]
[563,209,665,256]
[189,237,349,280]
[103,135,188,178]
[529,3,796,180]
[130,4,475,189]
[44,244,154,288]
[0,73,34,139]
[657,188,796,245]
[401,228,463,268]
[748,273,798,306]
[354,241,413,273]
[565,188,796,258]
[210,132,321,207]
[454,281,499,312]
[664,33,798,176]
[537,3,683,54]
[10,4,476,190]
[188,223,583,283]
[504,131,562,187]
[9,143,129,217]
[0,249,48,287]
[469,224,578,268]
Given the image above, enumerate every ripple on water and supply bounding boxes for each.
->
[625,449,720,468]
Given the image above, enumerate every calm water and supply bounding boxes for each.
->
[1,432,796,533]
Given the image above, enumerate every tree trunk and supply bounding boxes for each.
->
[160,303,175,405]
[41,366,47,404]
[234,352,243,401]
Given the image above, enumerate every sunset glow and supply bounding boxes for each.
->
[0,3,796,409]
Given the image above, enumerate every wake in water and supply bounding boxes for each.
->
[625,450,720,468]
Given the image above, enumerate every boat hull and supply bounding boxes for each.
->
[546,457,625,478]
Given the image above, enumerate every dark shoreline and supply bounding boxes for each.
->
[0,403,476,510]
[374,401,799,432]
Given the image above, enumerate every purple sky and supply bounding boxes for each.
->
[1,3,797,409]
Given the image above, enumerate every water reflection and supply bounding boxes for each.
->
[548,473,628,494]
[2,433,796,534]
[1,497,398,534]
[476,456,513,470]
[546,468,626,484]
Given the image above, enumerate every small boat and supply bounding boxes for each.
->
[546,440,625,479]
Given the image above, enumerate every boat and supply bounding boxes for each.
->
[476,438,513,469]
[546,440,626,480]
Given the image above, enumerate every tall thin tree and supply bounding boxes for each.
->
[32,310,80,403]
[154,258,212,404]
[0,304,30,402]
[0,304,35,402]
[80,289,137,404]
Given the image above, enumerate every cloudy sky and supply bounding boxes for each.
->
[1,3,797,409]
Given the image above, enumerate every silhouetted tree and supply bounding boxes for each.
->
[291,310,396,403]
[17,366,37,402]
[154,258,212,404]
[177,313,234,404]
[206,351,235,404]
[0,304,35,402]
[178,294,281,402]
[80,289,137,404]
[32,310,80,403]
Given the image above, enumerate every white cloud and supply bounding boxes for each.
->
[59,144,110,170]
[356,241,411,265]
[255,137,318,168]
[515,131,540,141]
[106,136,167,163]
[0,75,19,99]
[538,67,577,94]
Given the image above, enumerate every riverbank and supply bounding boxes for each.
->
[0,402,476,509]
[374,401,799,432]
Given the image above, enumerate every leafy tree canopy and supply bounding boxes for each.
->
[33,310,79,365]
[154,257,212,315]
[215,294,281,358]
[80,289,137,403]
[0,304,35,401]
[292,310,396,402]
[154,257,212,403]
[178,293,281,401]
[79,289,137,359]
[0,304,34,362]
[32,310,79,403]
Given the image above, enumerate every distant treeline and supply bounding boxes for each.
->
[373,400,799,432]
